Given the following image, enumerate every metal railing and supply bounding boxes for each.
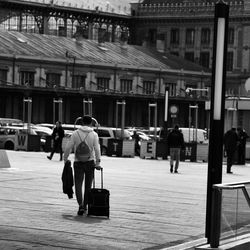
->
[210,181,250,248]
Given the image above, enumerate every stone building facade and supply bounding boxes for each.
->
[130,0,250,133]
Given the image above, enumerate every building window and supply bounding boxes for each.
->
[170,28,179,44]
[227,51,234,71]
[20,71,35,86]
[0,69,7,84]
[97,77,109,91]
[200,52,210,68]
[143,80,155,94]
[72,75,86,89]
[185,52,194,62]
[228,28,234,45]
[201,28,210,45]
[46,73,61,87]
[165,83,176,97]
[120,79,132,93]
[186,29,195,45]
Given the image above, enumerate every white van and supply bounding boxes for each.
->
[178,128,208,144]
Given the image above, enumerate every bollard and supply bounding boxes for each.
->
[0,150,11,168]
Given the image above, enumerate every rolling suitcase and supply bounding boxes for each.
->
[87,167,110,218]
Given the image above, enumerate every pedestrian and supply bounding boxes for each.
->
[132,130,140,156]
[167,124,184,173]
[237,127,249,165]
[63,115,101,216]
[223,127,238,174]
[47,121,65,161]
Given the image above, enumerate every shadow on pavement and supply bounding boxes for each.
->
[62,213,108,224]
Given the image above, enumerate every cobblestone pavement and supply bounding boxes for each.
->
[0,150,249,250]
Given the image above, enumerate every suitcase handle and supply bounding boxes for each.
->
[93,167,103,189]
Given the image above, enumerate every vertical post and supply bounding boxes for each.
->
[58,98,63,122]
[149,103,157,139]
[53,98,63,124]
[163,88,169,141]
[195,105,198,142]
[83,98,93,116]
[116,100,126,138]
[210,187,223,248]
[23,97,32,133]
[206,0,229,244]
[27,97,32,134]
[121,100,126,139]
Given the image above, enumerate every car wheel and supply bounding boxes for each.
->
[5,141,14,150]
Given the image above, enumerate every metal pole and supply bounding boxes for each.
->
[27,98,32,134]
[163,88,169,141]
[154,103,157,139]
[195,105,198,142]
[121,100,126,139]
[58,98,63,122]
[149,103,157,139]
[189,106,191,142]
[206,0,229,244]
[148,103,151,129]
[115,101,119,130]
[116,100,126,138]
[83,98,93,116]
[53,98,56,125]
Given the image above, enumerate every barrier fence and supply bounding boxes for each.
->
[210,181,250,248]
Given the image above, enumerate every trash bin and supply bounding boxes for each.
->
[15,133,40,151]
[180,142,197,162]
[106,139,123,157]
[156,140,167,159]
[196,143,208,162]
[27,134,41,151]
[140,140,156,159]
[122,140,135,157]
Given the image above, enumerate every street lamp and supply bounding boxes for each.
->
[206,1,229,246]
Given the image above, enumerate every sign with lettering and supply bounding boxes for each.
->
[15,134,28,151]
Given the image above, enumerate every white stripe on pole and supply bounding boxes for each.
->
[164,89,168,122]
[213,18,225,120]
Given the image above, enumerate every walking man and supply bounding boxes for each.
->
[224,127,238,174]
[167,125,184,173]
[47,121,65,161]
[64,115,101,215]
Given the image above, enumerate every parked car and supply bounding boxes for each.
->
[0,118,23,126]
[0,126,37,150]
[94,127,131,155]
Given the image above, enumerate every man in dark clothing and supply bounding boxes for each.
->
[47,121,65,161]
[223,127,238,174]
[237,127,249,165]
[167,125,184,173]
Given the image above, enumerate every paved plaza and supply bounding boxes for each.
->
[0,150,250,250]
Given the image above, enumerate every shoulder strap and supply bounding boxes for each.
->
[77,131,89,142]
